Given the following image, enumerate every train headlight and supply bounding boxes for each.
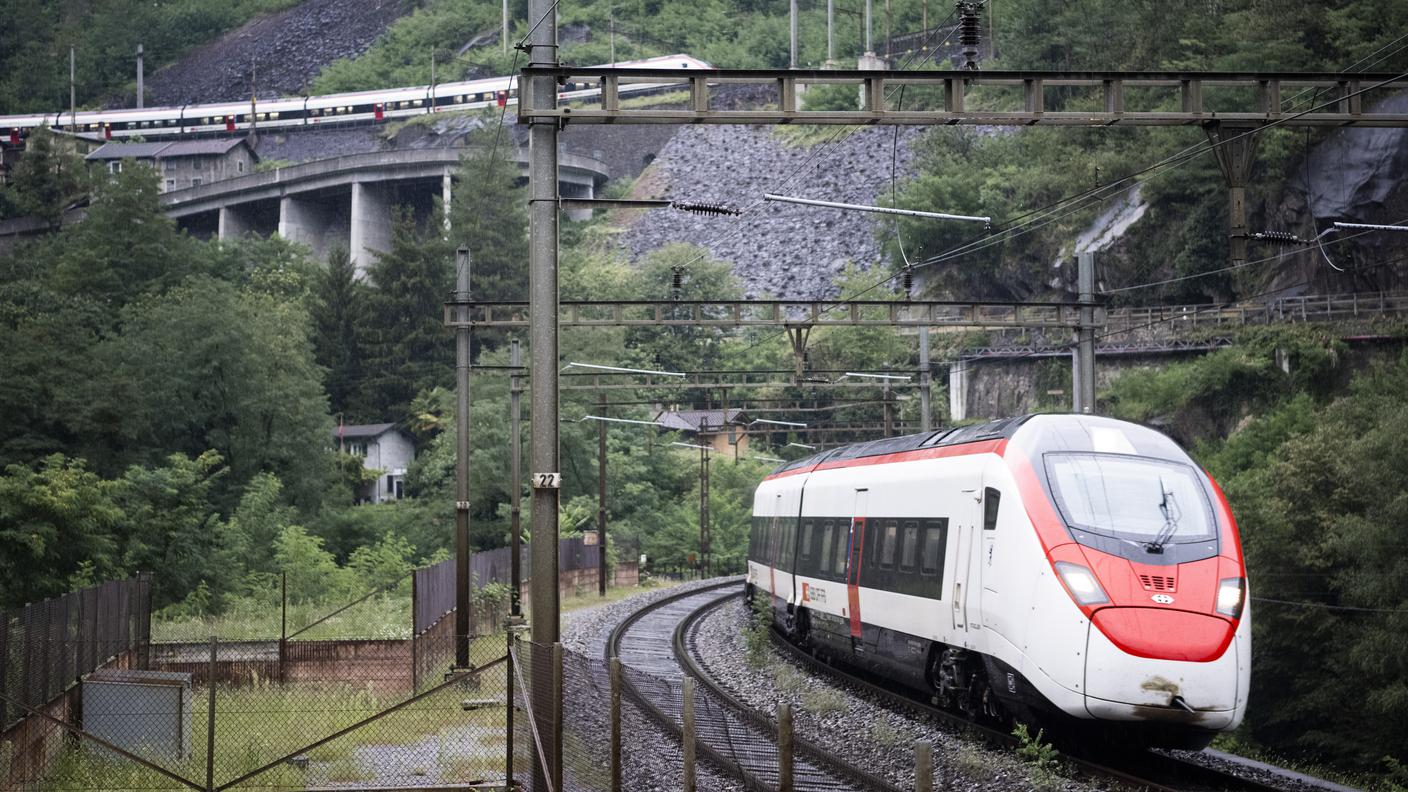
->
[1216,577,1245,619]
[1054,561,1109,606]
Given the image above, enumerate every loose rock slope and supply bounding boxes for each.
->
[147,0,406,105]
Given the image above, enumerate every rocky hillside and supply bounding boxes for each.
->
[619,125,922,300]
[147,0,408,105]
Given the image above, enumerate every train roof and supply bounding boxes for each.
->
[768,415,1033,476]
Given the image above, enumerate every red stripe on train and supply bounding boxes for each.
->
[762,438,1008,481]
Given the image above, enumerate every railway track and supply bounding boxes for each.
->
[608,583,1295,791]
[606,579,900,792]
[759,603,1288,792]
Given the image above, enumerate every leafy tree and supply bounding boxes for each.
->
[225,472,297,578]
[3,128,87,228]
[113,450,228,608]
[97,278,333,509]
[274,525,350,603]
[47,162,199,310]
[0,455,122,608]
[347,531,417,591]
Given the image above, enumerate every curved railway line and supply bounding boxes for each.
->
[605,580,1310,792]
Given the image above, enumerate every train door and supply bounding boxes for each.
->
[846,489,869,646]
[979,486,1002,617]
[768,493,782,599]
[950,479,982,633]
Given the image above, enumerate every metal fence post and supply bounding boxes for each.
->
[915,741,933,792]
[0,607,9,729]
[410,572,419,693]
[610,657,622,792]
[552,642,564,792]
[205,636,217,792]
[504,629,515,788]
[778,702,793,792]
[682,676,696,792]
[279,571,287,684]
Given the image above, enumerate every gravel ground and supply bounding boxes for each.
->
[618,124,923,300]
[691,598,1098,792]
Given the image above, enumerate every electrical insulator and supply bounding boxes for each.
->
[671,201,741,216]
[902,267,914,294]
[671,265,685,300]
[956,1,984,71]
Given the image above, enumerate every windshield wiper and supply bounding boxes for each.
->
[1146,477,1181,553]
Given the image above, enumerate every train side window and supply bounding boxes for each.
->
[782,521,795,570]
[921,518,947,576]
[819,522,834,575]
[984,488,1001,531]
[800,522,814,562]
[900,521,919,572]
[833,524,849,576]
[879,520,898,569]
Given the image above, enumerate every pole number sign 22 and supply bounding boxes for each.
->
[533,472,562,489]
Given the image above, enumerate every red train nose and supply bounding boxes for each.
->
[1093,608,1235,663]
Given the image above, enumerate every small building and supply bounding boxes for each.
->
[654,408,751,456]
[335,423,415,504]
[85,138,256,192]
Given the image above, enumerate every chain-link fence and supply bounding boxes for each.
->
[4,632,509,791]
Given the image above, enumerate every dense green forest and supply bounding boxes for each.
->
[3,0,1408,783]
[1101,331,1408,785]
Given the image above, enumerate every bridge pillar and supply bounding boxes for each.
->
[948,360,970,422]
[279,195,336,262]
[350,181,393,275]
[442,169,453,232]
[560,180,594,222]
[218,205,254,239]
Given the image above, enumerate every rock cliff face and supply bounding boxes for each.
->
[147,0,407,105]
[1261,92,1408,296]
[1073,92,1408,302]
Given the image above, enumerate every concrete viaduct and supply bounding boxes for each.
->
[160,147,608,272]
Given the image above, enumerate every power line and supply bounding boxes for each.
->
[1252,597,1408,615]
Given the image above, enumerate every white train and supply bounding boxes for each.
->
[747,413,1250,749]
[1,54,710,145]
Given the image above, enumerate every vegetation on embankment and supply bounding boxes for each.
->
[0,0,303,113]
[1102,326,1408,783]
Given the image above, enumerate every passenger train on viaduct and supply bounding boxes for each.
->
[1,54,708,146]
[747,413,1250,749]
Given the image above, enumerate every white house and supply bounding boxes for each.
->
[336,423,415,504]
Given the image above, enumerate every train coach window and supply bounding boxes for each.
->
[921,519,947,575]
[879,520,898,569]
[800,522,814,561]
[834,524,849,576]
[820,522,834,575]
[900,521,919,572]
[984,488,1001,530]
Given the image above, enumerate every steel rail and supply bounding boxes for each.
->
[605,581,773,791]
[606,580,888,790]
[673,591,905,792]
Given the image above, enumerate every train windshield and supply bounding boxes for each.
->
[1044,453,1215,545]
